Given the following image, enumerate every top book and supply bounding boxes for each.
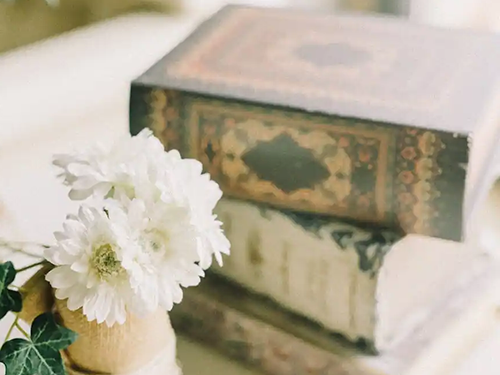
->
[130,5,500,242]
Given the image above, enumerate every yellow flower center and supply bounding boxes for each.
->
[145,229,169,254]
[91,244,123,280]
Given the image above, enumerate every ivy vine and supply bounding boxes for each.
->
[0,244,77,375]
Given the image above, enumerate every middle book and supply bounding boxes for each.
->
[212,198,489,353]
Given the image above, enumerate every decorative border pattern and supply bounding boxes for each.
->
[147,89,183,151]
[161,6,476,120]
[139,88,467,241]
[395,129,444,236]
[187,100,394,224]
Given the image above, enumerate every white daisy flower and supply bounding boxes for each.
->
[49,130,230,325]
[45,205,139,326]
[46,197,210,326]
[53,129,166,201]
[116,198,205,312]
[54,129,231,271]
[158,153,230,269]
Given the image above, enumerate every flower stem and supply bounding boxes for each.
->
[16,261,47,273]
[15,321,29,339]
[4,315,18,343]
[0,239,48,258]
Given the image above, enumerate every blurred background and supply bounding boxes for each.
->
[2,0,500,53]
[1,1,500,374]
[2,0,500,242]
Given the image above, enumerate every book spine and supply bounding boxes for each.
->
[129,85,468,241]
[213,198,400,346]
[170,286,373,375]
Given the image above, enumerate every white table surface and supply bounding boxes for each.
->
[178,337,261,375]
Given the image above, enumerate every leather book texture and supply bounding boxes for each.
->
[130,5,500,241]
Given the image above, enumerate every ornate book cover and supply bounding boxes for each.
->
[130,5,500,241]
[170,268,500,375]
[212,198,489,352]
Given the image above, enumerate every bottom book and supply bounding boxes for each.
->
[170,268,500,375]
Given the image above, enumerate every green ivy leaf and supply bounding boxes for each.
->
[0,312,78,375]
[0,262,22,319]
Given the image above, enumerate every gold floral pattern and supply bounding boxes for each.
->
[147,89,183,151]
[395,130,445,236]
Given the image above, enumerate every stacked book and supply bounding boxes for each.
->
[129,5,500,375]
